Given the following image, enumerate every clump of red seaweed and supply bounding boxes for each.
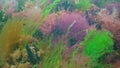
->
[39,11,89,46]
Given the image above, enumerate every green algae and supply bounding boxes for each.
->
[42,0,60,18]
[75,0,91,11]
[82,29,114,67]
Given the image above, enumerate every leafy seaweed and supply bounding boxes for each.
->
[82,29,114,67]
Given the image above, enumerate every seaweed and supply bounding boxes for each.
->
[53,0,91,12]
[82,29,114,67]
[40,42,65,68]
[0,18,23,66]
[41,0,60,18]
[75,0,91,11]
[53,0,76,12]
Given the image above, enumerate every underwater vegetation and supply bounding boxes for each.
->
[82,29,114,68]
[53,0,91,12]
[75,0,91,11]
[52,11,89,46]
[0,18,23,66]
[39,11,89,46]
[89,3,120,54]
[41,0,60,18]
[0,0,120,68]
[54,0,76,12]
